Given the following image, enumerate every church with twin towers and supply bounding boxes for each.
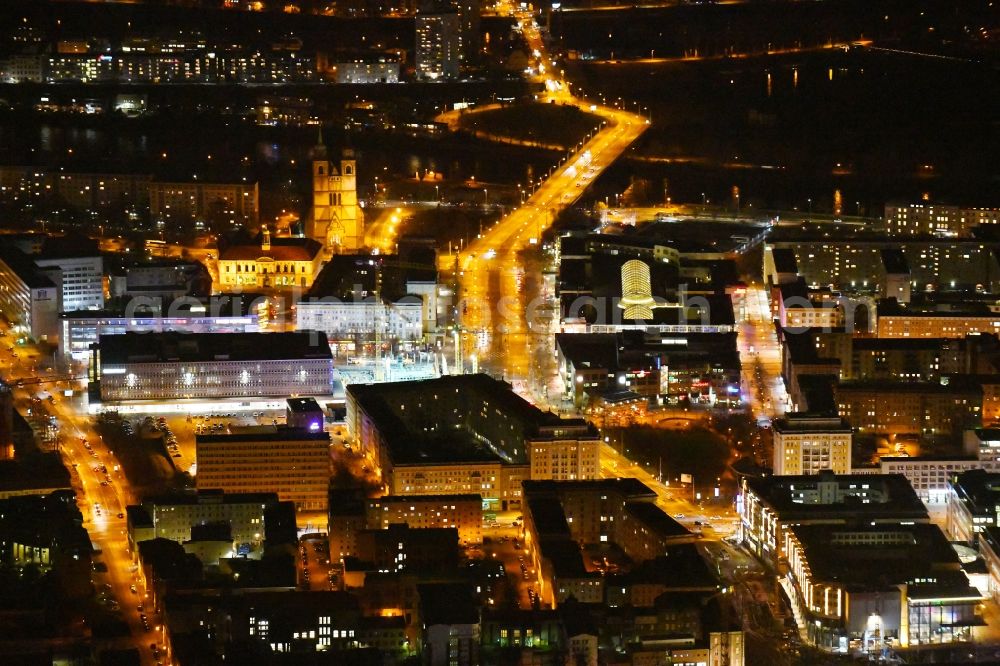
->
[305,132,364,254]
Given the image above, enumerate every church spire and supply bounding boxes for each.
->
[314,125,328,160]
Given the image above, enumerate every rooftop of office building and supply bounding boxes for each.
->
[743,471,928,521]
[97,330,333,364]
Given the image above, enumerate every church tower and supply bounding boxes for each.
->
[306,130,364,253]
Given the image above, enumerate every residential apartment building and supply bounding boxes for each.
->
[885,203,1000,237]
[877,298,1000,339]
[764,234,1000,294]
[126,491,281,553]
[834,379,982,438]
[415,13,461,80]
[365,494,482,545]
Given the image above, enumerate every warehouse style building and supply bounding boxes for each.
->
[91,331,334,402]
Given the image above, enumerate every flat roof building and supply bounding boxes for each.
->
[196,425,330,511]
[739,471,928,564]
[784,522,981,650]
[522,479,694,608]
[772,413,852,476]
[346,375,600,510]
[92,331,333,402]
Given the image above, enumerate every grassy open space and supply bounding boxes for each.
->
[457,102,604,150]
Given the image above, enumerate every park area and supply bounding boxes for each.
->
[457,102,604,151]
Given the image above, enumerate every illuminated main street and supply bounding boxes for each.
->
[0,332,159,665]
[445,6,744,545]
[454,6,648,385]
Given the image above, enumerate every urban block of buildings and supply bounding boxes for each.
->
[739,472,982,651]
[346,374,601,510]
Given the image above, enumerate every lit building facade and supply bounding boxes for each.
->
[415,14,461,80]
[127,491,278,552]
[295,298,424,342]
[834,379,983,438]
[306,143,364,253]
[765,236,1000,294]
[365,494,483,545]
[738,472,929,564]
[877,301,1000,339]
[885,203,1000,237]
[92,331,334,402]
[149,180,259,226]
[0,248,60,341]
[32,254,104,312]
[196,426,330,510]
[880,456,1000,506]
[782,523,981,650]
[61,309,262,362]
[217,231,324,290]
[346,375,601,511]
[773,414,852,475]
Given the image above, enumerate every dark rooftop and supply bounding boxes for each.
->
[418,582,480,626]
[623,502,690,539]
[522,478,657,501]
[98,331,332,364]
[789,523,967,592]
[770,247,798,275]
[196,425,330,444]
[287,397,323,413]
[950,469,1000,514]
[743,471,928,522]
[0,247,56,289]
